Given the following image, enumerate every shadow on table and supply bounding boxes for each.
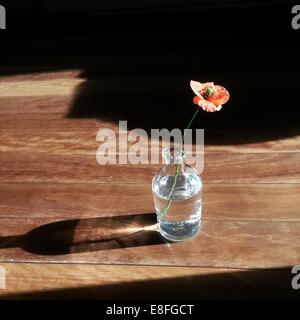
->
[1,4,300,147]
[66,70,300,146]
[61,5,300,145]
[0,213,165,255]
[2,266,299,300]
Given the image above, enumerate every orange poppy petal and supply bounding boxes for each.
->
[198,99,217,112]
[207,85,229,106]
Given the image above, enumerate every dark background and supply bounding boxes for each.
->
[0,0,299,140]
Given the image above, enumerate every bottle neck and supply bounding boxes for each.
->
[163,147,186,166]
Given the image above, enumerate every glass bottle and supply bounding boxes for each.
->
[152,147,202,242]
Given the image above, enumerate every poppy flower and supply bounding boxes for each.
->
[159,80,230,219]
[190,80,230,112]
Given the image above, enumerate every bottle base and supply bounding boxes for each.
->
[158,219,201,242]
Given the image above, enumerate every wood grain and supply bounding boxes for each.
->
[0,77,191,98]
[2,126,300,155]
[0,183,299,221]
[0,79,84,98]
[0,96,74,117]
[0,263,297,299]
[0,70,83,83]
[1,115,300,154]
[0,216,299,269]
[0,153,299,184]
[0,68,297,88]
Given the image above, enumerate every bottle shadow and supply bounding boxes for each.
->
[0,213,165,256]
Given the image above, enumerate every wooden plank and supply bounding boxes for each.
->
[0,72,298,104]
[0,96,74,117]
[203,152,300,183]
[0,183,153,219]
[0,263,297,299]
[0,216,299,269]
[1,127,300,155]
[0,67,297,89]
[0,79,84,98]
[0,70,83,83]
[0,77,187,98]
[1,115,300,153]
[205,128,300,153]
[0,183,299,221]
[0,116,115,131]
[0,153,299,184]
[0,129,101,156]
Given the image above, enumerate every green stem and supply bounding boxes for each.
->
[160,108,200,218]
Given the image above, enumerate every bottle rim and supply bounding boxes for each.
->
[162,146,185,164]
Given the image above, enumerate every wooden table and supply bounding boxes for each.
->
[1,8,300,298]
[0,68,299,299]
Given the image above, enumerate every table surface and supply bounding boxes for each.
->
[1,12,300,298]
[0,69,299,299]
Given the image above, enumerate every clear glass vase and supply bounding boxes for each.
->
[152,147,202,242]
